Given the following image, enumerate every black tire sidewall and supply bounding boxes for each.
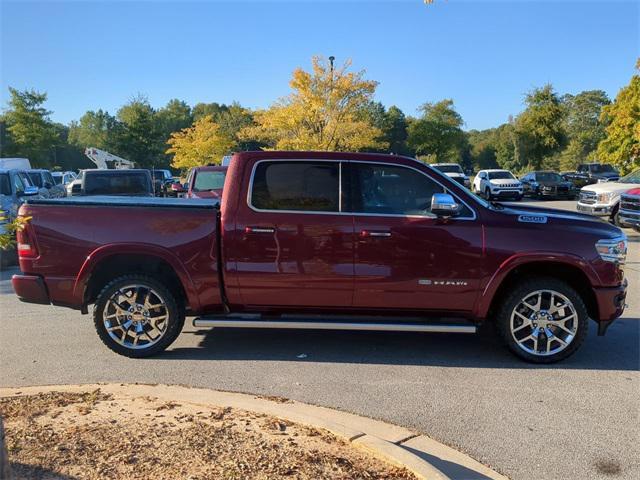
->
[496,277,589,363]
[93,274,184,358]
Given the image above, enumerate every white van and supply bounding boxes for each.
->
[0,158,31,170]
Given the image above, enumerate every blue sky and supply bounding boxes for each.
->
[1,0,638,130]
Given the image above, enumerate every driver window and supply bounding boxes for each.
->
[13,173,25,193]
[350,163,444,216]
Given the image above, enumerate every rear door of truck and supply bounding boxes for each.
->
[227,158,355,308]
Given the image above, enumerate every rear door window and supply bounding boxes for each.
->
[251,161,339,212]
[84,172,151,195]
[194,170,226,192]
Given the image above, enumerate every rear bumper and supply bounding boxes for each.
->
[593,279,627,335]
[12,274,50,305]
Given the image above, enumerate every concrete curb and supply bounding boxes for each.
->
[0,384,507,480]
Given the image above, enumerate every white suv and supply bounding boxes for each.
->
[430,163,471,188]
[577,168,640,226]
[473,169,523,201]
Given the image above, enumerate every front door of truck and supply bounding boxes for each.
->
[229,159,354,308]
[348,162,483,313]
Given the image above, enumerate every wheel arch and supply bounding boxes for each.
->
[75,244,199,312]
[477,258,600,322]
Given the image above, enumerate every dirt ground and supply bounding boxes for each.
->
[0,389,417,480]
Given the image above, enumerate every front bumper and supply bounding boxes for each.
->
[491,189,523,198]
[593,279,627,335]
[12,274,50,305]
[577,203,613,216]
[619,211,640,227]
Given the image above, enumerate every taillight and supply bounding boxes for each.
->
[16,223,38,258]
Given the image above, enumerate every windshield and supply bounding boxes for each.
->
[433,164,463,174]
[590,164,617,174]
[536,172,563,182]
[488,171,515,180]
[27,172,42,187]
[0,173,10,195]
[84,172,151,195]
[194,170,226,191]
[52,173,63,185]
[620,169,640,184]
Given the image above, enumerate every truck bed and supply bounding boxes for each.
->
[26,196,219,209]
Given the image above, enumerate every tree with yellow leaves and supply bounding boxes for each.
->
[596,59,640,173]
[240,56,387,152]
[166,116,235,170]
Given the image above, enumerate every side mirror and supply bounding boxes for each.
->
[431,193,460,218]
[18,186,40,197]
[71,183,82,195]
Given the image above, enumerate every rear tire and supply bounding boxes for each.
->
[93,274,184,358]
[495,276,588,363]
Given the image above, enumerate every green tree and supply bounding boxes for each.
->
[467,128,499,170]
[241,56,386,151]
[597,60,640,172]
[68,109,120,151]
[407,99,466,162]
[383,106,409,155]
[559,90,610,170]
[1,88,59,167]
[192,102,229,122]
[515,85,566,170]
[116,96,163,168]
[156,99,193,138]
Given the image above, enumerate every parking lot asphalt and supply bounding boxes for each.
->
[0,199,638,480]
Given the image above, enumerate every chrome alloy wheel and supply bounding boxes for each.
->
[102,284,169,349]
[510,289,578,357]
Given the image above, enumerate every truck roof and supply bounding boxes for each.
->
[232,150,420,165]
[25,196,218,209]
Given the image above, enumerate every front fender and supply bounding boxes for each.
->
[473,252,600,318]
[73,242,201,311]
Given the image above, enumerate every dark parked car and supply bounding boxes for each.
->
[26,169,66,198]
[13,151,628,364]
[150,169,173,197]
[563,163,620,188]
[69,169,154,197]
[520,171,576,199]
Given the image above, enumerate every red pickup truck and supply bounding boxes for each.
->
[12,151,628,363]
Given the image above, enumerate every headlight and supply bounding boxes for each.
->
[595,236,627,264]
[597,178,609,183]
[597,192,613,203]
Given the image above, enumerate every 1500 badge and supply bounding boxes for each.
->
[518,214,548,224]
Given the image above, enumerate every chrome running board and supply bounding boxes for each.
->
[192,315,476,333]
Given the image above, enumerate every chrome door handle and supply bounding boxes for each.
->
[360,230,391,237]
[245,226,275,234]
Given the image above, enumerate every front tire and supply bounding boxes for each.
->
[93,274,184,358]
[485,187,492,200]
[495,276,588,363]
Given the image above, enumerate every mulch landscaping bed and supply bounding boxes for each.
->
[0,389,417,480]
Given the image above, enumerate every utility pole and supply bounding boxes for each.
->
[329,56,335,78]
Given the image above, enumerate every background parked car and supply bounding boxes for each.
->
[520,171,576,199]
[430,163,471,188]
[577,168,640,226]
[563,163,620,188]
[150,169,173,197]
[473,169,523,200]
[184,165,228,199]
[0,168,40,267]
[52,171,77,188]
[69,169,154,197]
[619,188,640,232]
[26,169,66,198]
